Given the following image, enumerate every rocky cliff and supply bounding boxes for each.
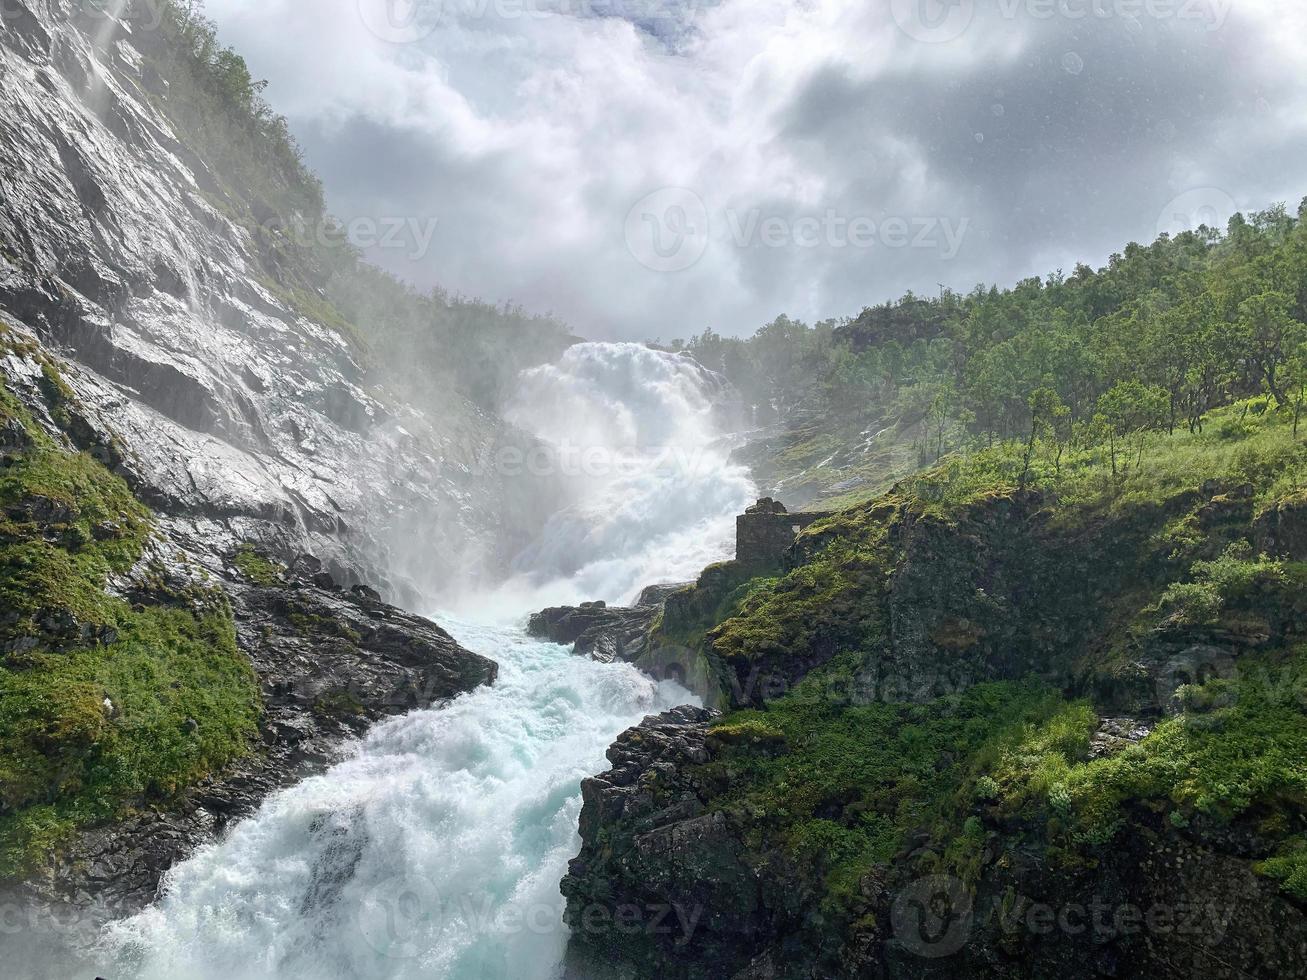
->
[561,405,1307,979]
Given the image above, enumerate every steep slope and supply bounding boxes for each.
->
[0,1,561,605]
[0,303,499,920]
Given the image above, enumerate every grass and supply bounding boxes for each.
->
[0,363,261,877]
[0,606,260,876]
[989,644,1307,848]
[0,382,151,648]
[232,544,285,587]
[701,677,1075,904]
[698,643,1307,911]
[901,400,1307,523]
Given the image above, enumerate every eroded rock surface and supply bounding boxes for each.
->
[561,706,1307,980]
[19,556,498,915]
[0,1,550,606]
[528,600,661,664]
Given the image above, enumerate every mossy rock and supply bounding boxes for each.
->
[0,371,261,878]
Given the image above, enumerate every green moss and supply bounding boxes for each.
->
[706,717,786,748]
[0,384,151,648]
[664,401,1307,921]
[699,676,1073,906]
[1259,843,1307,902]
[313,691,367,720]
[288,610,362,644]
[710,531,890,668]
[989,645,1307,894]
[0,376,260,878]
[0,602,261,878]
[36,361,76,429]
[232,544,284,587]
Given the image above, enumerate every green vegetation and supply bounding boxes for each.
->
[709,535,888,669]
[0,367,260,877]
[678,401,1306,915]
[896,399,1306,522]
[232,544,284,587]
[987,645,1307,849]
[0,384,151,647]
[0,606,259,877]
[678,202,1307,504]
[130,0,325,235]
[1261,844,1307,902]
[702,680,1074,904]
[1156,542,1286,626]
[288,610,361,645]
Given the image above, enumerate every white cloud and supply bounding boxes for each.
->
[205,0,1307,340]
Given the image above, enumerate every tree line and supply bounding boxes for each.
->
[676,202,1307,461]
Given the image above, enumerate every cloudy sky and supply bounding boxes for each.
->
[204,0,1307,342]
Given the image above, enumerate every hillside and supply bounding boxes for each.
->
[563,399,1307,978]
[684,205,1307,511]
[564,202,1307,978]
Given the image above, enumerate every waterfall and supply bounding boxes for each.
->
[91,342,755,979]
[498,341,754,606]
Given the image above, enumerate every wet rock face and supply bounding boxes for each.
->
[0,2,539,604]
[528,601,661,665]
[1,1,528,926]
[560,707,733,980]
[560,709,1307,980]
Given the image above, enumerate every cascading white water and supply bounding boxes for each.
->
[485,342,756,611]
[92,343,755,980]
[101,622,691,980]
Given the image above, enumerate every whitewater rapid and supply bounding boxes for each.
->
[89,342,754,979]
[102,619,694,980]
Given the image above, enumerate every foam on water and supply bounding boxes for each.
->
[102,620,693,980]
[487,341,756,609]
